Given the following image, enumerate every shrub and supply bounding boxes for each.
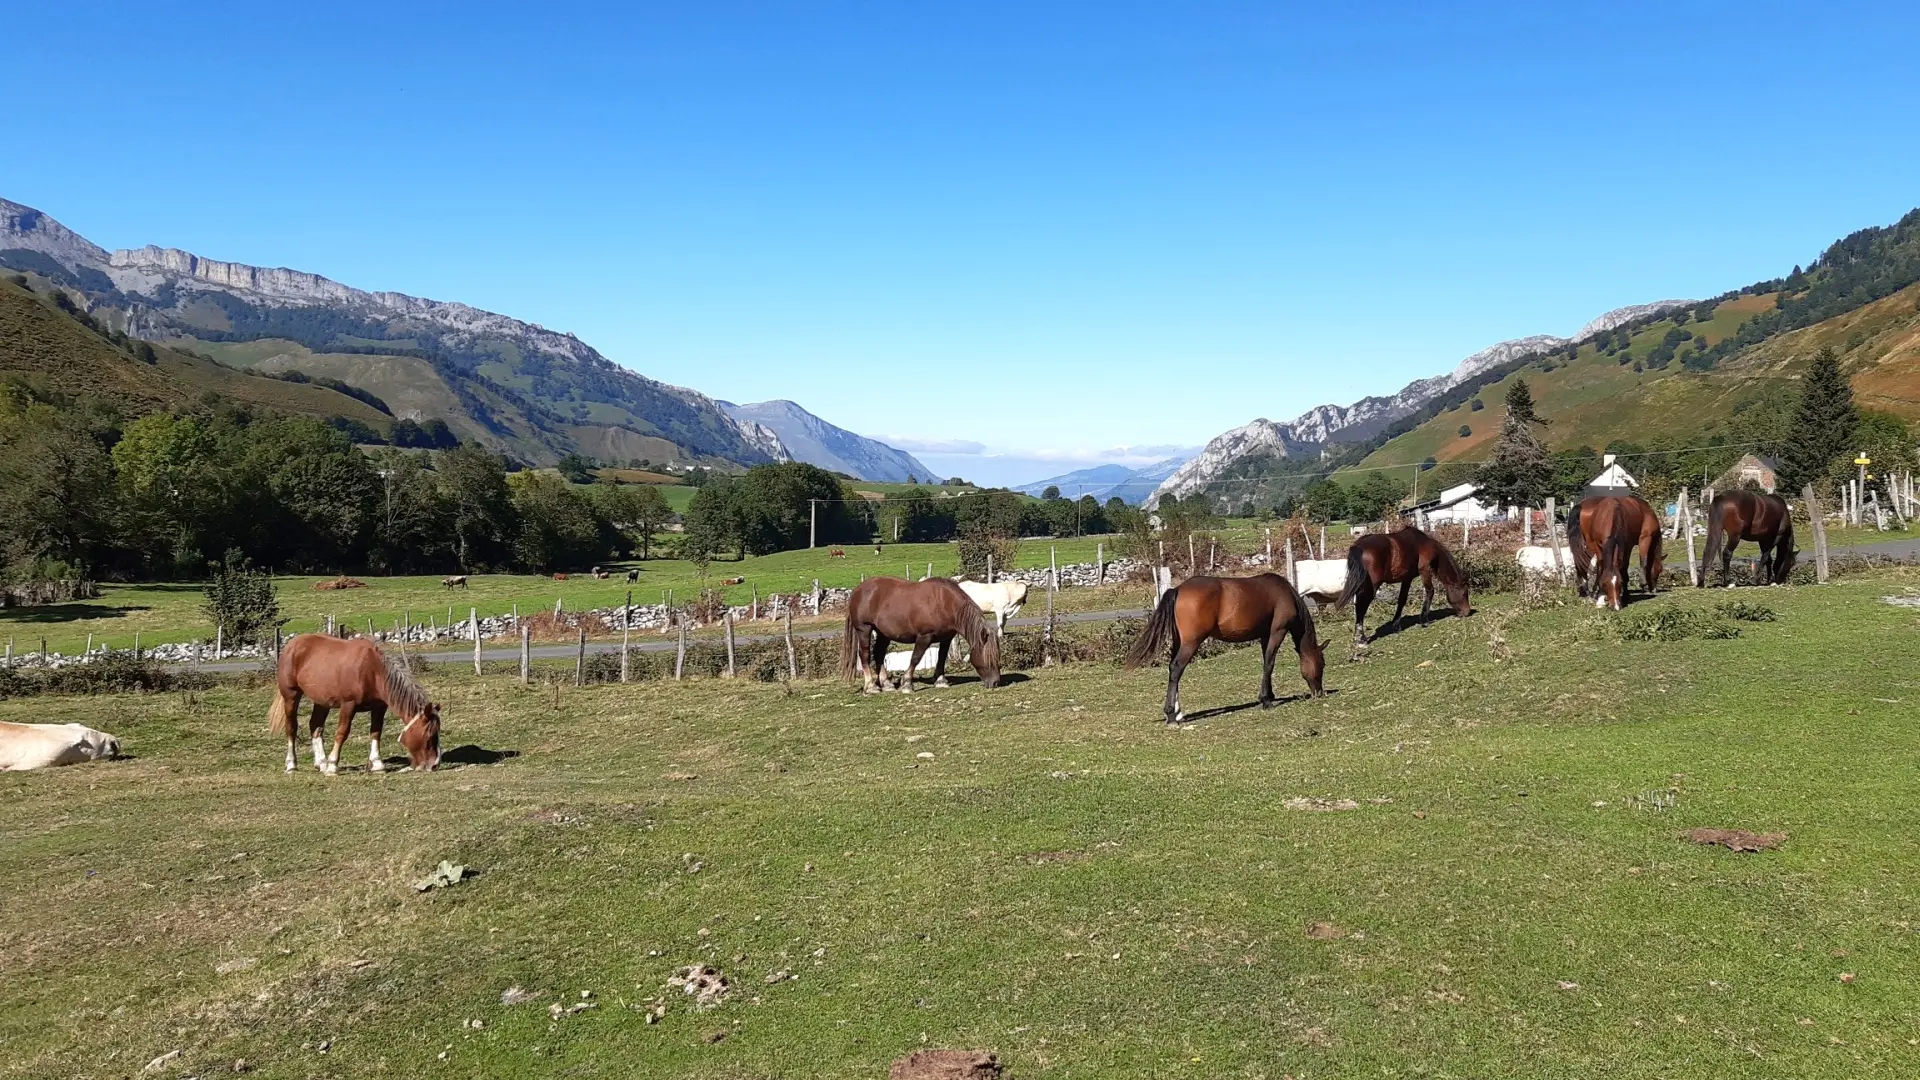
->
[203,549,282,646]
[1714,599,1777,622]
[0,654,214,699]
[1458,550,1521,594]
[1615,607,1739,642]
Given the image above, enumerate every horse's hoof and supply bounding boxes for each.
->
[933,678,950,689]
[369,761,386,773]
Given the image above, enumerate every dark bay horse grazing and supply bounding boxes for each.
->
[841,577,1001,693]
[1123,574,1324,724]
[1335,526,1471,653]
[269,635,442,774]
[1567,494,1665,609]
[1702,490,1796,587]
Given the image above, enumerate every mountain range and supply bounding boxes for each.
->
[719,399,934,482]
[1148,302,1689,505]
[1013,453,1195,504]
[0,198,916,479]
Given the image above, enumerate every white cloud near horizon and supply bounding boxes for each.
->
[878,435,988,454]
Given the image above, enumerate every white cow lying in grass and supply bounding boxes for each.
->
[1515,545,1586,575]
[0,721,122,771]
[955,579,1029,631]
[1290,558,1350,603]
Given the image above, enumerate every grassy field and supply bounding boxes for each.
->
[5,573,1920,1078]
[1,538,1126,655]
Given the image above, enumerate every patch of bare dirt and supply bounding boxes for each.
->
[889,1049,1002,1079]
[1305,921,1346,940]
[669,964,730,1008]
[312,576,366,591]
[1685,828,1786,852]
[1022,850,1086,865]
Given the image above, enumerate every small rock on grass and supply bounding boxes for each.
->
[500,985,543,1006]
[1685,828,1786,853]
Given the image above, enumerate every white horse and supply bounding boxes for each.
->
[956,579,1029,631]
[0,721,122,771]
[1289,558,1350,602]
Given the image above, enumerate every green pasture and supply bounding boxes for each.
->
[2,538,1123,656]
[4,574,1919,1077]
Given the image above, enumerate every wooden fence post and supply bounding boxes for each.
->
[1050,545,1058,591]
[1320,525,1326,557]
[620,606,631,684]
[1523,506,1533,545]
[1681,489,1698,587]
[1462,517,1471,549]
[751,584,758,621]
[675,623,687,680]
[1285,536,1296,582]
[986,553,994,585]
[812,579,821,616]
[471,607,481,676]
[1097,542,1105,585]
[1264,529,1272,567]
[575,627,586,686]
[1889,483,1908,529]
[1803,484,1830,583]
[724,613,736,679]
[1544,498,1565,583]
[784,608,797,681]
[214,625,223,660]
[520,624,531,685]
[1188,534,1196,574]
[131,634,138,662]
[1043,579,1055,666]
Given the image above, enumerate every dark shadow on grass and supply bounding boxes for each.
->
[1184,688,1338,723]
[439,745,520,767]
[0,603,151,627]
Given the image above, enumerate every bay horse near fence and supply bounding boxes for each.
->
[1123,574,1324,724]
[1701,490,1796,587]
[1335,526,1471,653]
[841,577,1002,693]
[268,635,442,774]
[1567,494,1664,609]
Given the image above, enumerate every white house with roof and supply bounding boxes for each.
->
[1405,481,1495,525]
[1586,454,1638,493]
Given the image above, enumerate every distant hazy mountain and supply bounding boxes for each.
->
[720,399,935,482]
[1016,452,1195,504]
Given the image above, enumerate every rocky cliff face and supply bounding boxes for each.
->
[1155,301,1693,504]
[720,399,931,481]
[1,197,780,466]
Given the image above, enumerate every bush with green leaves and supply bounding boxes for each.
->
[202,549,282,646]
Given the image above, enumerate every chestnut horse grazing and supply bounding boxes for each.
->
[841,577,1002,693]
[1701,490,1796,587]
[268,635,441,774]
[1567,494,1665,609]
[1123,574,1324,724]
[1334,526,1471,652]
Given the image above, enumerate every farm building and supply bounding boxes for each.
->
[1713,453,1779,493]
[1403,481,1495,525]
[1586,454,1639,494]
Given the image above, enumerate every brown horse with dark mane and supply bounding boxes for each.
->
[1700,489,1796,587]
[1123,574,1324,724]
[841,577,1002,692]
[1334,526,1471,652]
[268,634,442,774]
[1567,494,1665,610]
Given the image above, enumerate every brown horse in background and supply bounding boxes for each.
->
[841,577,1002,692]
[269,635,442,774]
[1334,526,1471,653]
[1123,574,1324,724]
[1702,490,1796,587]
[1567,494,1665,609]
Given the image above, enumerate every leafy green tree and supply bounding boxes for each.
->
[1345,472,1410,522]
[682,477,740,562]
[368,449,455,573]
[610,483,675,559]
[0,396,118,575]
[510,470,605,571]
[437,444,518,571]
[1041,485,1062,500]
[1478,379,1554,508]
[880,486,958,542]
[1457,425,1471,438]
[1469,398,1484,411]
[1775,347,1858,492]
[202,548,281,646]
[556,453,596,484]
[1301,479,1348,522]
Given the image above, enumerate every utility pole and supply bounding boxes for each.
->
[809,499,818,548]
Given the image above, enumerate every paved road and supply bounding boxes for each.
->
[187,606,1152,674]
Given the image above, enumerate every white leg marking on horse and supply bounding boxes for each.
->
[311,735,326,769]
[369,738,384,772]
[1595,594,1607,609]
[934,677,949,688]
[285,739,297,773]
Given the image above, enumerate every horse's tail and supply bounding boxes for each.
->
[1334,543,1368,609]
[1700,494,1725,586]
[1565,499,1589,571]
[268,690,292,737]
[1775,506,1798,581]
[1600,529,1625,594]
[1123,587,1179,671]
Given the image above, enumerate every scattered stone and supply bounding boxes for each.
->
[1283,796,1360,812]
[1840,972,1857,985]
[888,1049,1002,1079]
[1556,980,1580,991]
[500,985,543,1006]
[668,964,730,1008]
[142,1050,182,1074]
[916,751,935,760]
[414,860,473,891]
[1305,921,1346,940]
[663,772,699,782]
[1685,828,1786,853]
[214,957,258,975]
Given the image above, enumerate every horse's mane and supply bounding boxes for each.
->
[943,579,1001,672]
[380,651,432,718]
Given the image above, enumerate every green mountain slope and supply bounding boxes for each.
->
[1347,210,1920,473]
[0,278,392,427]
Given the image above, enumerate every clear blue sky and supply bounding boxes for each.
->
[8,2,1919,485]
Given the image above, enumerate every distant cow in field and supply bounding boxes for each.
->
[626,569,640,583]
[721,576,745,586]
[442,575,469,590]
[591,566,611,579]
[829,548,847,558]
[0,721,122,771]
[553,572,570,582]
